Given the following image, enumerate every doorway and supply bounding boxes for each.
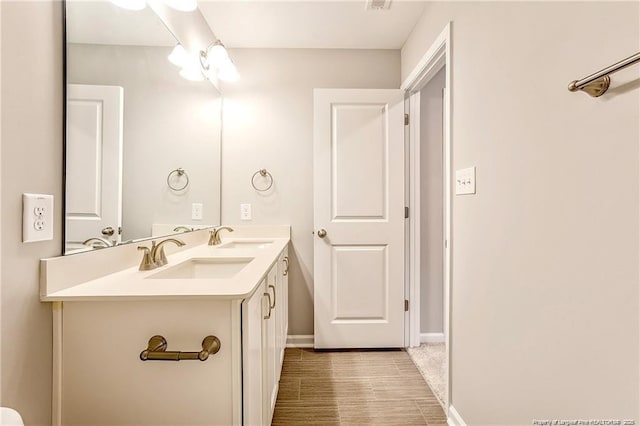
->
[402,22,452,415]
[407,67,447,407]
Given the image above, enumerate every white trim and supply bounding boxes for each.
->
[286,334,314,348]
[408,91,421,348]
[447,405,466,426]
[401,25,448,92]
[52,302,63,426]
[420,333,445,343]
[230,300,242,425]
[404,22,453,413]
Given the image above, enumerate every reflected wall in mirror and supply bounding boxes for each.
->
[64,0,222,254]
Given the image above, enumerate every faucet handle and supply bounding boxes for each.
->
[137,246,155,271]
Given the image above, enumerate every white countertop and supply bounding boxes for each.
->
[41,237,290,302]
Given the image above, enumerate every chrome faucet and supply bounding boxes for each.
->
[137,238,186,271]
[208,226,234,245]
[82,237,114,248]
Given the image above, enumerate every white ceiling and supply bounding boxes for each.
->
[66,0,426,50]
[66,0,176,46]
[198,1,427,49]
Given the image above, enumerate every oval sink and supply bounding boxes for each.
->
[219,241,273,250]
[147,257,254,280]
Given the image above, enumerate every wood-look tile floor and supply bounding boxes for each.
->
[272,348,447,425]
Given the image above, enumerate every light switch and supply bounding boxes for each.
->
[191,203,203,220]
[240,203,252,221]
[23,193,54,242]
[455,167,476,195]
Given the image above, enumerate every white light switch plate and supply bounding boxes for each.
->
[23,193,54,242]
[240,203,252,220]
[191,203,203,220]
[455,167,476,195]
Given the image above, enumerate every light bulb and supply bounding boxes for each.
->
[207,42,229,68]
[163,0,198,12]
[179,55,205,82]
[168,44,188,67]
[217,58,240,82]
[111,0,146,11]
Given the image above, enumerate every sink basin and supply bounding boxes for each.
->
[219,241,273,250]
[147,257,254,279]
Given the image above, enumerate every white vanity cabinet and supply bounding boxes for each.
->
[243,246,289,426]
[52,242,290,426]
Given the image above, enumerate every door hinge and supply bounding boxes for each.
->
[404,113,409,126]
[404,300,409,311]
[404,206,409,219]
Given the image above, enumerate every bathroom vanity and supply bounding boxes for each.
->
[41,227,290,426]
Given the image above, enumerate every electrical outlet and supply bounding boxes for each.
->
[240,203,252,221]
[192,203,203,220]
[23,193,54,242]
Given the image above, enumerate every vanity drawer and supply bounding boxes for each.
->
[60,300,237,426]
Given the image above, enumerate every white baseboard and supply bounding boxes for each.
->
[286,334,314,348]
[420,332,445,343]
[448,405,466,426]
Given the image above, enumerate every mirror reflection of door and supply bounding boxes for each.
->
[66,84,123,253]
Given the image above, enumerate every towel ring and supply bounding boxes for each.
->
[167,168,189,191]
[251,169,274,192]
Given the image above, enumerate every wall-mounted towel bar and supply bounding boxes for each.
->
[139,335,221,361]
[568,52,640,97]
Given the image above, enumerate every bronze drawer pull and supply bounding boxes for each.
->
[139,335,221,362]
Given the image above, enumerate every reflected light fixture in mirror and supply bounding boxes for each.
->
[168,43,188,67]
[180,56,206,81]
[200,41,240,82]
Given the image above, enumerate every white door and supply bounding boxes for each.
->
[66,84,123,246]
[313,89,405,349]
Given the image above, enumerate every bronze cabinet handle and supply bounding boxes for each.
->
[139,335,221,362]
[268,284,276,309]
[283,256,289,276]
[263,293,272,319]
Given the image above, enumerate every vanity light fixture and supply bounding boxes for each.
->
[110,0,146,10]
[179,55,205,81]
[168,43,188,67]
[199,40,240,82]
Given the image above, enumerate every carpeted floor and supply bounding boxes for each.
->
[406,343,447,409]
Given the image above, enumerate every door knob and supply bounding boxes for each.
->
[101,226,115,236]
[317,229,327,238]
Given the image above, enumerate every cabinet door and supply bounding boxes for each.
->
[62,300,236,426]
[263,265,279,423]
[242,280,267,426]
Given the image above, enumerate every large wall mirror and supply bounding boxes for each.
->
[64,0,222,254]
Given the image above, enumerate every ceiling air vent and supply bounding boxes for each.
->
[365,0,391,10]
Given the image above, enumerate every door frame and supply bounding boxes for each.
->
[401,22,452,410]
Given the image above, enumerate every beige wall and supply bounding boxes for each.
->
[221,49,400,335]
[420,67,445,334]
[402,2,639,423]
[1,1,63,424]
